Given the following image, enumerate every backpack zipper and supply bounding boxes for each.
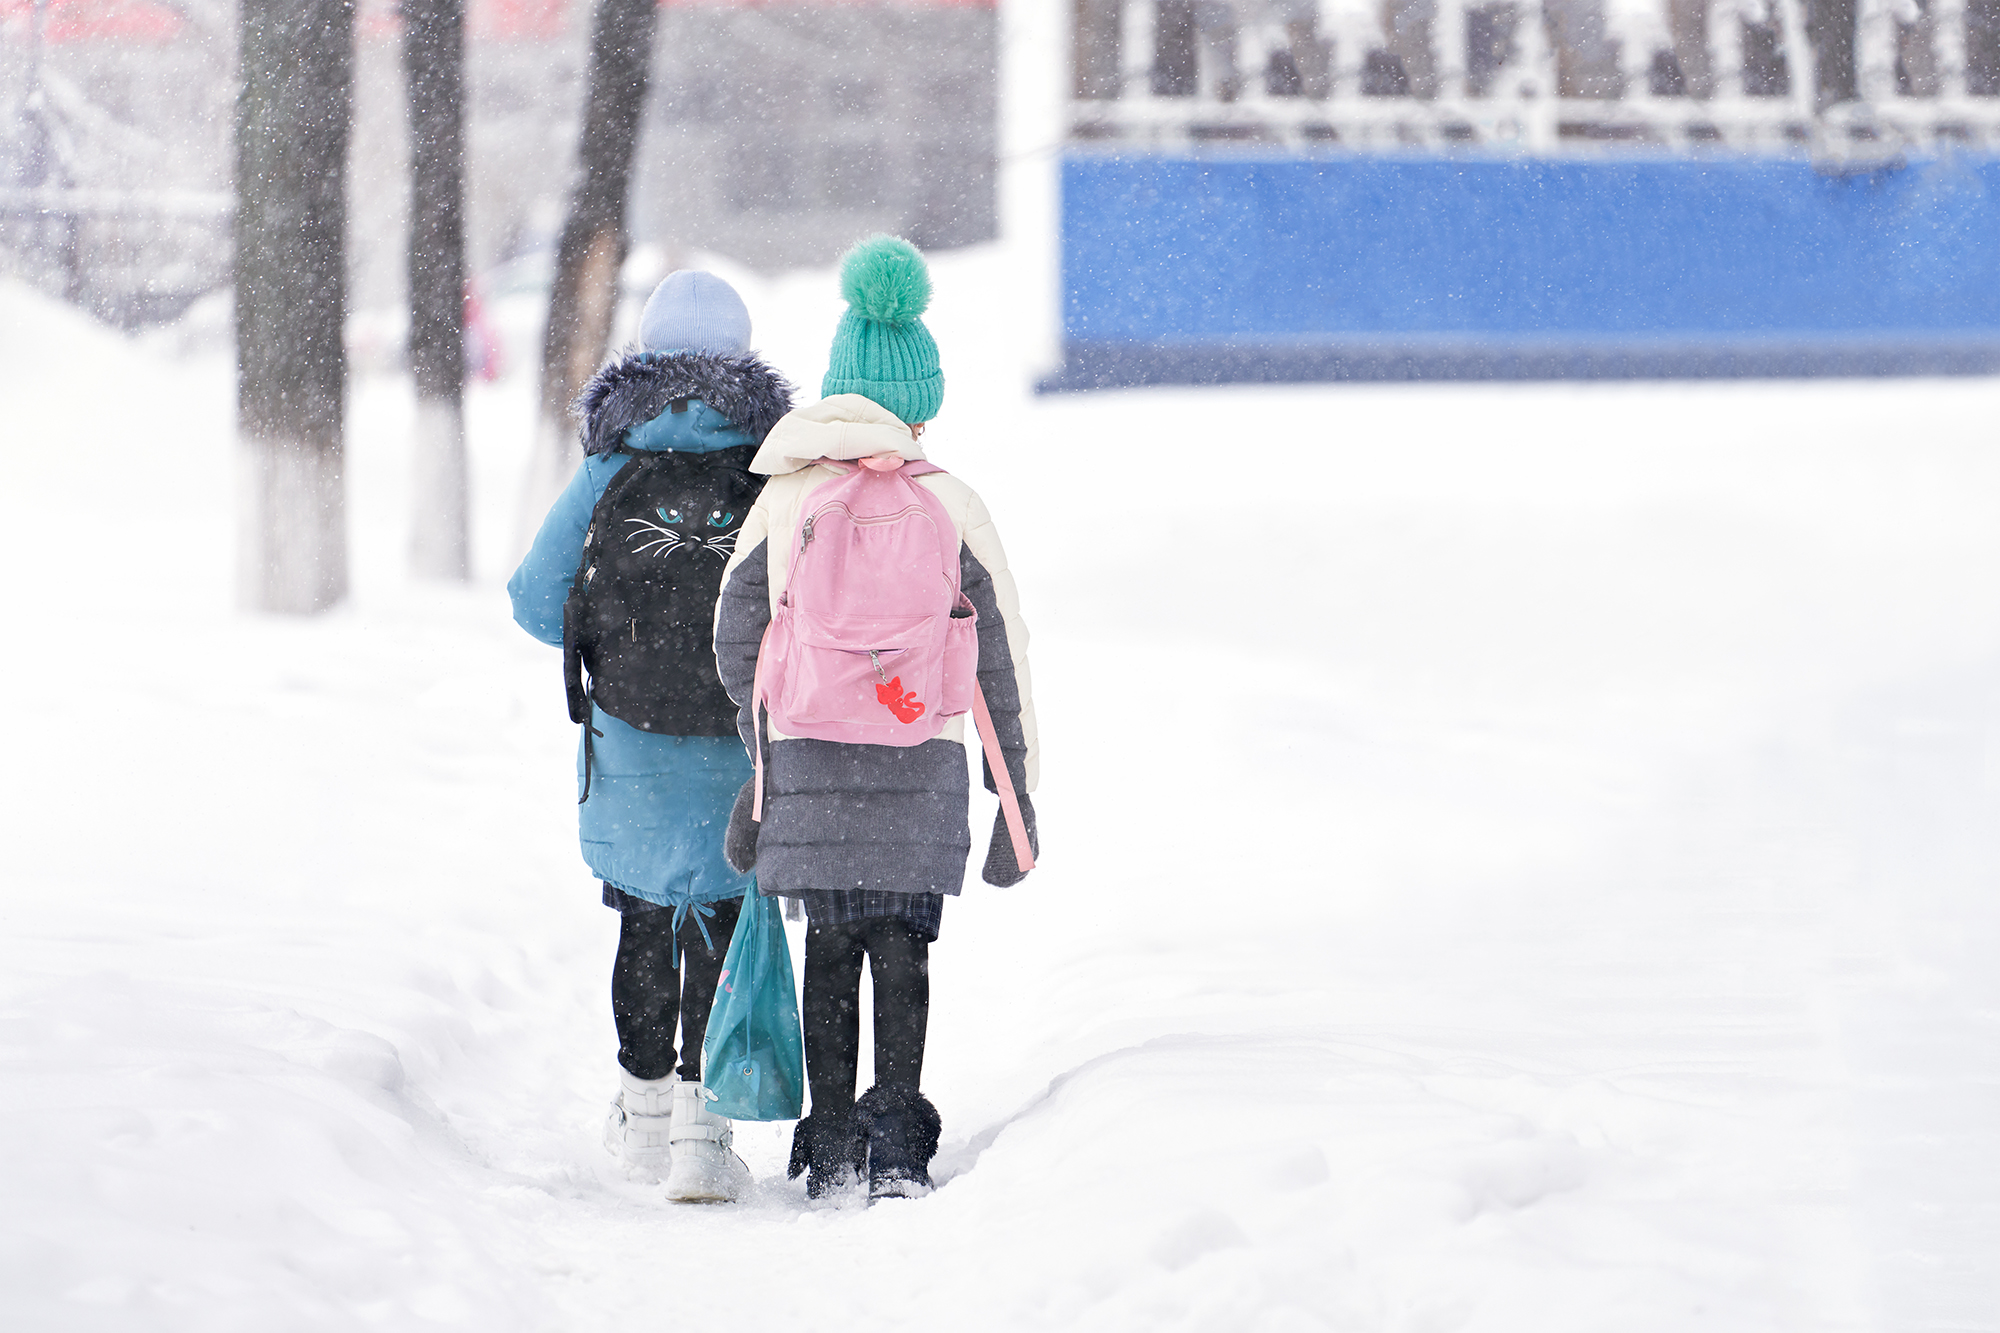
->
[794,502,948,602]
[802,501,931,544]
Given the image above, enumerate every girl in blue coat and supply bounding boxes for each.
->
[508,271,793,1201]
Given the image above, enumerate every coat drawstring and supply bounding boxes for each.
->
[667,896,719,968]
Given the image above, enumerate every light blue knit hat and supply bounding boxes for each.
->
[639,270,751,356]
[821,236,943,425]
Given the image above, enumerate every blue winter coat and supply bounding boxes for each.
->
[508,351,793,912]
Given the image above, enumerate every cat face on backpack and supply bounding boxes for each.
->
[623,487,741,562]
[572,449,764,734]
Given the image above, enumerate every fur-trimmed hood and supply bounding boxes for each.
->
[575,350,795,456]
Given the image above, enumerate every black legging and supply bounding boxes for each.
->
[803,917,930,1114]
[611,895,743,1081]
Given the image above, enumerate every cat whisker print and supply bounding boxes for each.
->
[676,532,737,561]
[625,517,687,557]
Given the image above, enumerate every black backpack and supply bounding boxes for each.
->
[563,436,763,770]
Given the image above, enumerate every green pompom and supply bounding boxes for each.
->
[838,234,931,326]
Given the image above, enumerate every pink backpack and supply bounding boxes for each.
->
[750,460,1033,873]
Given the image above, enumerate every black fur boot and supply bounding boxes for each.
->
[854,1085,941,1200]
[788,1106,866,1200]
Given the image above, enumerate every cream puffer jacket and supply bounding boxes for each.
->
[711,394,1038,899]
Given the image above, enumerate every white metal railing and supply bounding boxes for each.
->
[1069,0,2000,153]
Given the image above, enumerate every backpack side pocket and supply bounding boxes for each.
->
[939,595,978,719]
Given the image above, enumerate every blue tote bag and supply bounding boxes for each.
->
[701,882,805,1121]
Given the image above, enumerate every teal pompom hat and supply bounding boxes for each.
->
[821,235,944,425]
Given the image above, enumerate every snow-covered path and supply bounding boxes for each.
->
[4,267,1998,1331]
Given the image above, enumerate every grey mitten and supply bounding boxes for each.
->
[724,778,759,873]
[981,793,1038,887]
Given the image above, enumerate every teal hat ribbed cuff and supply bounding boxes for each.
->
[821,236,945,424]
[821,311,943,425]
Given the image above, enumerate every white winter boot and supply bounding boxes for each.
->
[603,1068,675,1177]
[662,1080,752,1203]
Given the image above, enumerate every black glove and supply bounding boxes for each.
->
[724,778,759,873]
[981,793,1038,887]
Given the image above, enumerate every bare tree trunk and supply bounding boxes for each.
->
[520,0,658,534]
[405,0,469,580]
[236,0,353,614]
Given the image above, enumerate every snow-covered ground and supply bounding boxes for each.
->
[5,240,2000,1332]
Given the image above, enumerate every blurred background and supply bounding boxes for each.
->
[1,0,998,336]
[10,0,2000,372]
[3,3,1999,1330]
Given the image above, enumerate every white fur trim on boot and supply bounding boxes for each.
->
[604,1069,676,1177]
[662,1080,752,1203]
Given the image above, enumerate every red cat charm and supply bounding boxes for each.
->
[876,676,926,724]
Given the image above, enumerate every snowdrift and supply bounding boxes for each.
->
[3,263,1998,1330]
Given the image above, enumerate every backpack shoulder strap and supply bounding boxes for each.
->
[911,460,1024,867]
[972,680,1035,873]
